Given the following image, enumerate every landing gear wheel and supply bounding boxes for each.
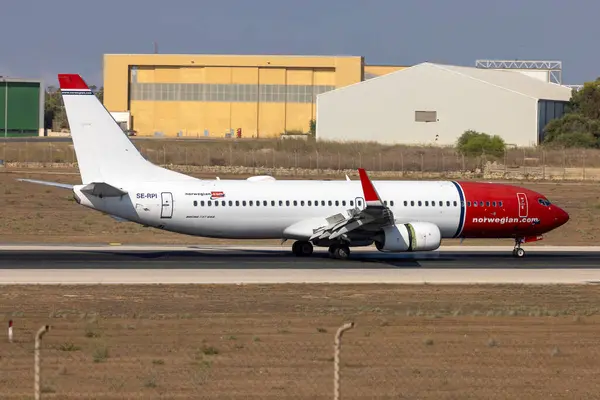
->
[292,241,313,257]
[514,247,525,258]
[333,245,350,260]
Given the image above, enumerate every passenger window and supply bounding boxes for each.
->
[328,201,332,206]
[301,201,305,206]
[404,201,408,206]
[249,201,253,206]
[208,201,212,206]
[358,200,362,207]
[425,201,429,206]
[286,200,290,206]
[486,201,490,207]
[390,201,394,206]
[256,201,260,207]
[454,201,458,206]
[292,200,296,206]
[479,201,484,207]
[242,201,246,206]
[499,201,503,207]
[308,200,312,206]
[235,201,239,206]
[215,201,219,207]
[350,200,354,206]
[193,201,198,206]
[335,201,339,206]
[411,201,415,206]
[279,200,283,206]
[439,201,442,206]
[467,201,471,207]
[271,201,275,206]
[492,201,496,207]
[201,201,205,206]
[342,200,346,206]
[384,200,388,206]
[446,201,450,206]
[418,201,422,206]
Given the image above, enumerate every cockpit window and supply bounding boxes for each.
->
[538,198,551,207]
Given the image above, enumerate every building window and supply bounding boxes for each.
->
[415,110,437,122]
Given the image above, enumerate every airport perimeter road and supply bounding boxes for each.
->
[0,245,600,284]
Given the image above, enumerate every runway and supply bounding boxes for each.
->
[1,245,600,284]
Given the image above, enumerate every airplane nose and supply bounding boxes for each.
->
[553,207,569,227]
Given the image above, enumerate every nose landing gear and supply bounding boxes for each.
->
[513,239,525,258]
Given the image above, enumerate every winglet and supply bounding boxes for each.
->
[357,168,383,206]
[58,74,90,91]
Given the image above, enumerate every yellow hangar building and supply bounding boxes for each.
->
[102,54,405,138]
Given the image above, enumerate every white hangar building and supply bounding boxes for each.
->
[316,62,573,147]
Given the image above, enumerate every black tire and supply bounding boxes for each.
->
[334,245,350,260]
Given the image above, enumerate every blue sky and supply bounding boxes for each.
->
[2,0,598,87]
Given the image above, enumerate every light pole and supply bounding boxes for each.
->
[3,78,7,138]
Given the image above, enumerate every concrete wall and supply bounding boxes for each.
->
[316,63,539,147]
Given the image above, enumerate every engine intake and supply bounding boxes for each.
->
[375,222,441,252]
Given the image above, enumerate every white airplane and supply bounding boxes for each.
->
[18,74,569,259]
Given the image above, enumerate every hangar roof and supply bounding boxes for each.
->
[348,62,573,102]
[426,62,572,101]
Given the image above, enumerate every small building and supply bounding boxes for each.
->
[0,77,44,137]
[315,62,573,147]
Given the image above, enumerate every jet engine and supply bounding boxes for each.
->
[374,222,441,252]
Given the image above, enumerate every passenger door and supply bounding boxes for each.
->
[161,192,173,219]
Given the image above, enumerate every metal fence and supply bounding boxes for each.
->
[2,318,600,399]
[3,140,600,180]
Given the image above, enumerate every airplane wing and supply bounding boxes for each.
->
[16,178,74,190]
[17,178,127,198]
[309,168,395,242]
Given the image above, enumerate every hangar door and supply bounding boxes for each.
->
[538,100,567,144]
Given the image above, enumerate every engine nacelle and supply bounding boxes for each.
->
[375,222,441,252]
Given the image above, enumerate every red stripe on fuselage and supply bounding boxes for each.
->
[457,181,557,239]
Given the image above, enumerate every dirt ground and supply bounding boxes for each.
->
[0,284,599,399]
[1,167,599,245]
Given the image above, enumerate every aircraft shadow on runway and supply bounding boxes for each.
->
[0,250,599,269]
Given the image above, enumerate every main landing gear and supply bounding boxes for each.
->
[328,243,350,260]
[512,239,526,258]
[291,241,351,260]
[292,240,313,257]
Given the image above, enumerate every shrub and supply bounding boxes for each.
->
[456,130,506,158]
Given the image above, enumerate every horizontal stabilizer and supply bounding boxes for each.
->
[16,178,74,190]
[80,182,128,197]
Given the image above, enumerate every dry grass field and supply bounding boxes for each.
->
[1,167,599,245]
[1,284,600,399]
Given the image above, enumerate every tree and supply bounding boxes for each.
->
[541,78,600,148]
[567,78,600,120]
[309,119,316,137]
[543,113,600,148]
[456,130,506,158]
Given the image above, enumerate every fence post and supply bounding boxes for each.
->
[34,325,50,400]
[334,322,355,400]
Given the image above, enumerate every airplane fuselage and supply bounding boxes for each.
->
[73,178,567,244]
